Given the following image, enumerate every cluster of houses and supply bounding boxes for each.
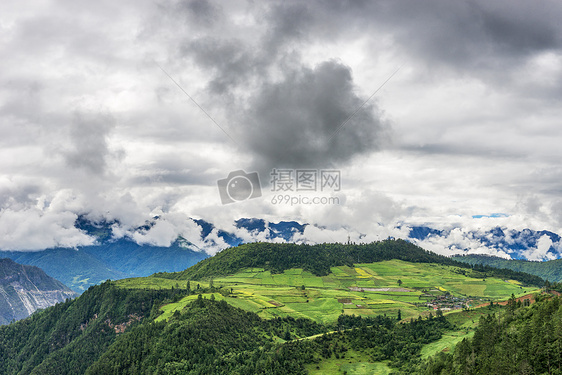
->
[424,294,471,311]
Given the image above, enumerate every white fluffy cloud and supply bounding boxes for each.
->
[0,208,94,251]
[522,235,557,261]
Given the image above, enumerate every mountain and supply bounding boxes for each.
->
[0,240,548,374]
[0,258,76,325]
[0,216,209,293]
[0,217,307,293]
[408,225,562,261]
[2,215,558,295]
[0,248,127,294]
[194,219,562,263]
[193,217,307,245]
[0,239,208,294]
[165,239,543,286]
[234,218,307,241]
[453,254,562,283]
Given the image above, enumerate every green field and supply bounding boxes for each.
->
[304,351,392,375]
[420,330,475,359]
[110,260,540,374]
[116,260,537,325]
[216,260,534,323]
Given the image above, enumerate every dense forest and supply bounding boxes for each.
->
[86,298,453,374]
[0,282,180,374]
[455,254,562,283]
[4,279,560,374]
[0,279,454,374]
[162,240,544,287]
[420,294,562,375]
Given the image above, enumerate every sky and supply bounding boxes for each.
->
[2,0,562,255]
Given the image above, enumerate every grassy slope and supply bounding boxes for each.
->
[305,352,393,375]
[161,241,544,291]
[114,259,535,374]
[167,240,473,280]
[109,244,544,374]
[116,260,537,325]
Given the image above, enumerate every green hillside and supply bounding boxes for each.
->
[122,259,538,325]
[0,241,549,374]
[0,282,177,374]
[420,294,562,375]
[162,240,544,287]
[455,254,562,282]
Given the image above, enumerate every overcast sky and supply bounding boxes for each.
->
[2,0,562,253]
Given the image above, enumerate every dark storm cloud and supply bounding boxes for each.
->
[476,3,559,54]
[238,60,386,170]
[170,0,561,174]
[349,0,562,75]
[170,1,387,172]
[262,2,312,53]
[181,1,311,95]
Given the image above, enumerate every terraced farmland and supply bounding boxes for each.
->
[116,259,538,324]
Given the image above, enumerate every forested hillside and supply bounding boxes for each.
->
[0,278,454,374]
[86,298,453,375]
[0,282,178,374]
[165,240,544,287]
[421,293,562,375]
[0,241,550,374]
[455,254,562,282]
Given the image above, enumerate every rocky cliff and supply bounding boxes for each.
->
[0,258,77,325]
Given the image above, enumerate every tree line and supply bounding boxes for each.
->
[161,240,543,287]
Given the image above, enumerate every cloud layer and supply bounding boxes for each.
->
[2,0,562,252]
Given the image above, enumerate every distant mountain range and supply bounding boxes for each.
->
[0,258,76,325]
[408,226,562,261]
[1,215,561,293]
[0,217,306,293]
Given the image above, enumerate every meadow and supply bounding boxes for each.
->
[116,259,537,325]
[111,260,539,374]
